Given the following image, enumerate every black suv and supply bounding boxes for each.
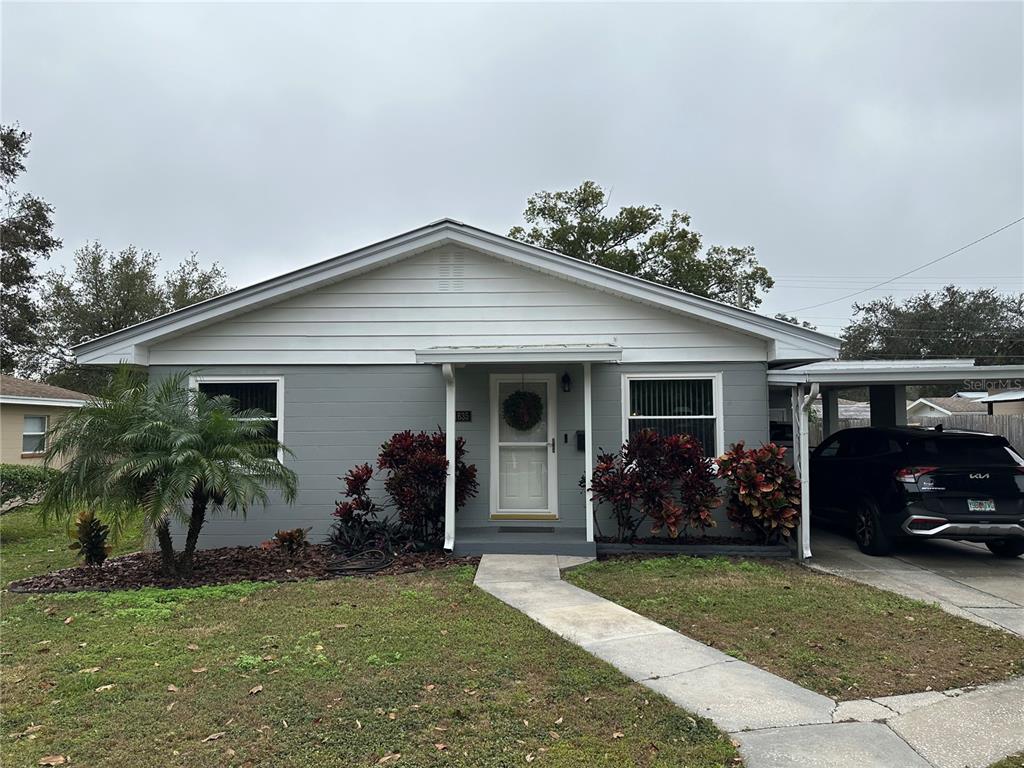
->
[810,426,1024,557]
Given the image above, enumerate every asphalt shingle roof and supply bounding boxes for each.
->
[0,375,90,402]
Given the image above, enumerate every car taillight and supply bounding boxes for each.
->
[895,466,938,483]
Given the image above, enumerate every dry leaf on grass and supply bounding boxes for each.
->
[612,731,624,739]
[167,684,179,693]
[377,753,401,764]
[37,756,66,766]
[186,643,199,651]
[202,732,226,742]
[94,684,115,692]
[63,617,74,625]
[191,667,207,674]
[248,685,263,696]
[78,667,100,674]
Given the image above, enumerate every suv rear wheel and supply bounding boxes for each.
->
[854,500,893,556]
[986,540,1024,558]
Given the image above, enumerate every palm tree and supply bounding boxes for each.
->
[40,369,298,578]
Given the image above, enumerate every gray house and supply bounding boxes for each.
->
[74,220,841,556]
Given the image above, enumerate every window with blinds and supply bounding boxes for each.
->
[197,380,281,443]
[625,376,720,455]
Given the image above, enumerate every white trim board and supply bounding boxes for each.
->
[0,396,87,408]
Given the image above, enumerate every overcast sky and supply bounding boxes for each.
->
[3,1,1022,336]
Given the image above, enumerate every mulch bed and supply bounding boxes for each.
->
[6,544,478,594]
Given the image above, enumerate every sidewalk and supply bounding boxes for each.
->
[475,554,1024,768]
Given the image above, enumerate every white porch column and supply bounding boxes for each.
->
[791,383,816,561]
[583,361,594,543]
[442,363,456,552]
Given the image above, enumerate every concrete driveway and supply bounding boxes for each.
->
[810,527,1024,637]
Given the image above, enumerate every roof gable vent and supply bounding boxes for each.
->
[438,252,465,292]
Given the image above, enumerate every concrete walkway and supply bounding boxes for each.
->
[810,529,1024,637]
[475,554,1024,768]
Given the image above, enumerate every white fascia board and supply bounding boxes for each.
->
[768,363,1024,387]
[0,396,87,408]
[74,221,841,366]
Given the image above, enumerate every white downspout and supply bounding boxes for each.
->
[443,363,456,552]
[794,382,818,561]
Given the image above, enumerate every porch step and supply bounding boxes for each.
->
[453,526,596,557]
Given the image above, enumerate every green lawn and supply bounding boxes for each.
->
[1,510,739,767]
[1,506,143,587]
[990,755,1024,768]
[565,555,1024,701]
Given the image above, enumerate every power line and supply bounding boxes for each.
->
[787,216,1024,313]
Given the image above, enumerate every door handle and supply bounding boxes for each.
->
[551,437,556,453]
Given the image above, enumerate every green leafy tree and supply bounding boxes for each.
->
[40,370,298,578]
[27,242,230,393]
[509,181,774,308]
[1,125,61,373]
[841,286,1024,366]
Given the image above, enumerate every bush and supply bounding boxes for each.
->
[587,429,720,541]
[69,510,112,566]
[272,527,311,554]
[717,441,800,544]
[333,429,479,549]
[1,464,57,512]
[327,515,404,555]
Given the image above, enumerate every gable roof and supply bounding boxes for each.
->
[0,375,90,406]
[73,219,841,365]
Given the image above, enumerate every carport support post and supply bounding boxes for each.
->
[821,388,839,439]
[869,384,907,426]
[443,363,456,552]
[792,383,817,561]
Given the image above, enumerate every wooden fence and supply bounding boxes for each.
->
[810,414,1024,451]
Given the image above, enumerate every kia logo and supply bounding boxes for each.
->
[969,473,990,479]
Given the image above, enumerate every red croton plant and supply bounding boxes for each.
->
[335,429,479,546]
[716,441,800,544]
[587,428,720,541]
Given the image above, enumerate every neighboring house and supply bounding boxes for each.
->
[810,397,871,420]
[0,376,90,465]
[977,389,1024,416]
[906,396,988,420]
[72,219,841,555]
[952,391,988,400]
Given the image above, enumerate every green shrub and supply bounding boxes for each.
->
[0,463,58,511]
[69,509,112,565]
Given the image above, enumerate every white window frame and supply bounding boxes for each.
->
[621,372,725,458]
[21,414,49,456]
[189,375,285,462]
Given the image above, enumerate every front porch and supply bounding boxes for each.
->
[418,343,623,557]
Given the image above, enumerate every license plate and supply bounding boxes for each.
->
[967,499,996,512]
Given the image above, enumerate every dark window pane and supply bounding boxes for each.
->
[628,417,717,456]
[630,379,713,417]
[906,437,1016,466]
[198,381,277,417]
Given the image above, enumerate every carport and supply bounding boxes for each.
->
[766,359,1024,560]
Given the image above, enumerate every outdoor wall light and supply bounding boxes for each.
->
[561,372,572,393]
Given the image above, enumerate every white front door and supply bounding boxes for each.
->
[490,374,559,519]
